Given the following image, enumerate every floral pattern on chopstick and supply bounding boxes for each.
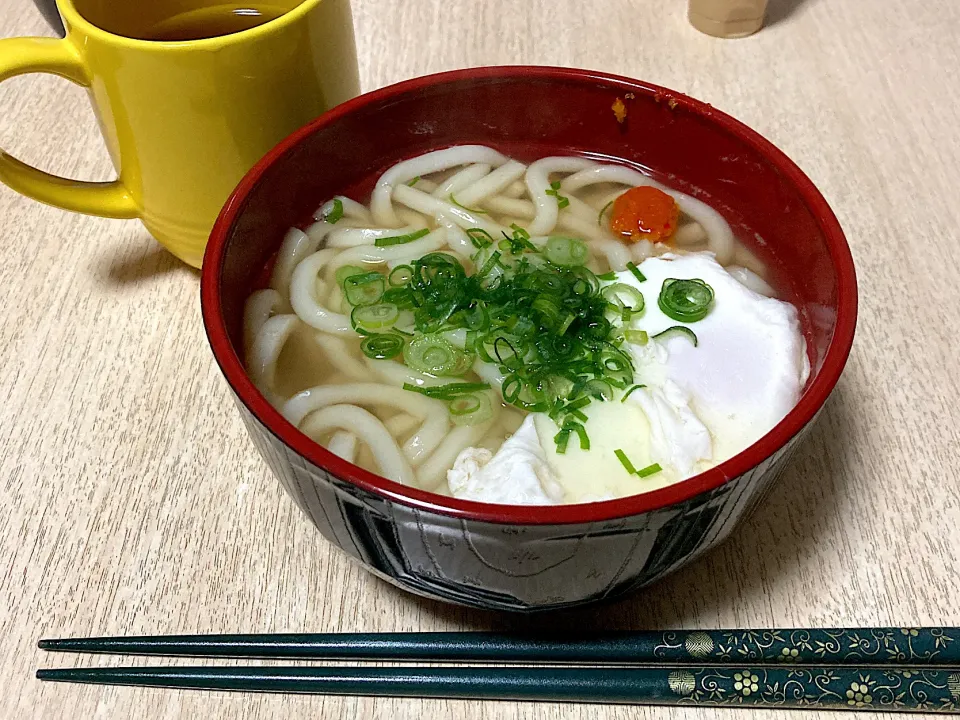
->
[653,628,957,664]
[666,667,960,711]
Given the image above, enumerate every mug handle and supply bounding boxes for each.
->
[0,37,138,218]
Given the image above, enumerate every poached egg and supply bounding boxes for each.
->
[447,251,809,505]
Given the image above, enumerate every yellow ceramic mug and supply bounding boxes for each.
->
[0,0,359,267]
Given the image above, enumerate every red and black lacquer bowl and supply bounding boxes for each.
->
[200,67,857,612]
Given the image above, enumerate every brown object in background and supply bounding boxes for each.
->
[688,0,768,38]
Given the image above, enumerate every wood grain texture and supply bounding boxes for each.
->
[2,0,959,717]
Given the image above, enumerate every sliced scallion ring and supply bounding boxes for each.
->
[602,282,645,316]
[388,265,414,287]
[544,236,589,267]
[657,278,714,323]
[653,325,698,347]
[449,392,493,426]
[351,303,400,331]
[335,265,366,287]
[342,271,385,306]
[403,334,463,376]
[360,334,404,359]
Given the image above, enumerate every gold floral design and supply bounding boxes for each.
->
[846,681,874,707]
[779,647,800,662]
[665,666,959,711]
[733,672,760,696]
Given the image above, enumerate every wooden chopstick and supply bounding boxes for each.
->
[38,628,960,667]
[35,664,960,711]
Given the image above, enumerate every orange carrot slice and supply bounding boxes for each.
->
[609,186,679,243]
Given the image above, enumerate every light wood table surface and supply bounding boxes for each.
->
[2,0,959,718]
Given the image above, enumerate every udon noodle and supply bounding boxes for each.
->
[243,146,792,501]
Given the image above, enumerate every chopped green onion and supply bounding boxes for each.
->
[335,265,366,287]
[596,271,617,281]
[403,334,463,376]
[602,283,644,316]
[546,180,570,209]
[343,271,385,306]
[381,286,414,308]
[565,421,590,450]
[360,334,404,359]
[450,194,488,214]
[403,382,490,399]
[657,278,714,323]
[582,378,614,401]
[598,199,614,226]
[636,462,663,478]
[554,428,571,454]
[626,261,647,283]
[621,384,646,402]
[653,325,698,347]
[449,392,493,426]
[625,329,648,345]
[478,250,502,276]
[407,176,420,187]
[544,236,588,267]
[324,197,344,224]
[375,228,430,247]
[466,228,495,249]
[351,303,400,331]
[614,448,637,474]
[388,265,414,287]
[448,393,481,415]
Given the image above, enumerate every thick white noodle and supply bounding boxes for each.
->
[282,382,450,466]
[325,227,449,277]
[727,265,776,297]
[385,413,422,437]
[313,332,370,382]
[327,431,358,463]
[289,249,355,335]
[436,216,476,264]
[243,288,285,363]
[630,239,656,263]
[525,157,598,235]
[392,185,504,236]
[272,226,330,302]
[503,180,525,198]
[433,163,492,198]
[248,314,300,405]
[560,164,736,265]
[326,222,428,249]
[734,243,768,277]
[362,357,455,388]
[417,420,495,491]
[482,195,535,219]
[562,194,599,222]
[409,178,438,192]
[300,405,414,485]
[315,195,372,223]
[675,222,708,247]
[454,160,527,207]
[371,146,509,227]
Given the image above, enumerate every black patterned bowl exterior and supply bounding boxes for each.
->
[237,395,813,610]
[201,68,857,612]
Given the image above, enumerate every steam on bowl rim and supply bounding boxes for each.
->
[200,65,858,527]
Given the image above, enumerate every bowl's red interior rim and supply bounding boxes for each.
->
[201,65,858,526]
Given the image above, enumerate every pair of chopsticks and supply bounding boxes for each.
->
[38,628,960,712]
